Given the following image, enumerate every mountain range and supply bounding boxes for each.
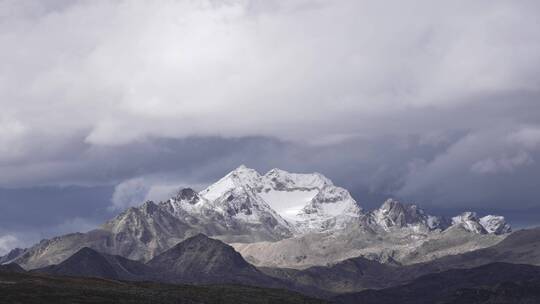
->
[31,234,282,287]
[3,226,539,303]
[2,166,511,270]
[36,227,538,295]
[2,165,535,303]
[260,227,540,294]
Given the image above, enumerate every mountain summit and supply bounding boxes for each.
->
[197,165,362,234]
[146,233,278,286]
[34,247,152,280]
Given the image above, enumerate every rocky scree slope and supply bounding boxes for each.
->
[233,199,510,269]
[261,227,540,294]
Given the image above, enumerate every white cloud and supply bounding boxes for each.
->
[471,152,534,175]
[110,175,200,210]
[145,184,182,203]
[0,217,103,255]
[395,125,540,208]
[0,234,21,256]
[110,177,151,210]
[48,217,100,235]
[1,0,539,148]
[508,126,540,149]
[0,115,27,161]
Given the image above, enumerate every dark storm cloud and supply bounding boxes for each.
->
[0,186,112,229]
[0,185,114,254]
[1,0,540,251]
[0,135,290,187]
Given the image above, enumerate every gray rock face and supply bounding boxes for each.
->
[101,201,198,261]
[367,199,450,231]
[0,248,27,264]
[13,230,116,270]
[13,201,204,269]
[174,188,199,203]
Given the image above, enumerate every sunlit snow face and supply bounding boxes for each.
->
[258,189,319,221]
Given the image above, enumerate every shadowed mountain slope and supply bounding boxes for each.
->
[33,247,152,281]
[261,227,540,294]
[0,262,26,273]
[333,262,540,304]
[33,234,298,292]
[261,256,398,293]
[420,227,540,270]
[146,233,286,287]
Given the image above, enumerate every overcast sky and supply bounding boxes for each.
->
[1,0,540,254]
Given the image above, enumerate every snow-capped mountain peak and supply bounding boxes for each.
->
[479,215,511,234]
[173,188,199,204]
[199,165,262,201]
[368,199,448,231]
[261,168,361,232]
[263,168,333,191]
[451,212,487,234]
[197,166,362,234]
[451,211,511,235]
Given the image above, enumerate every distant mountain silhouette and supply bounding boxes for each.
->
[146,233,284,287]
[34,247,152,281]
[0,262,26,273]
